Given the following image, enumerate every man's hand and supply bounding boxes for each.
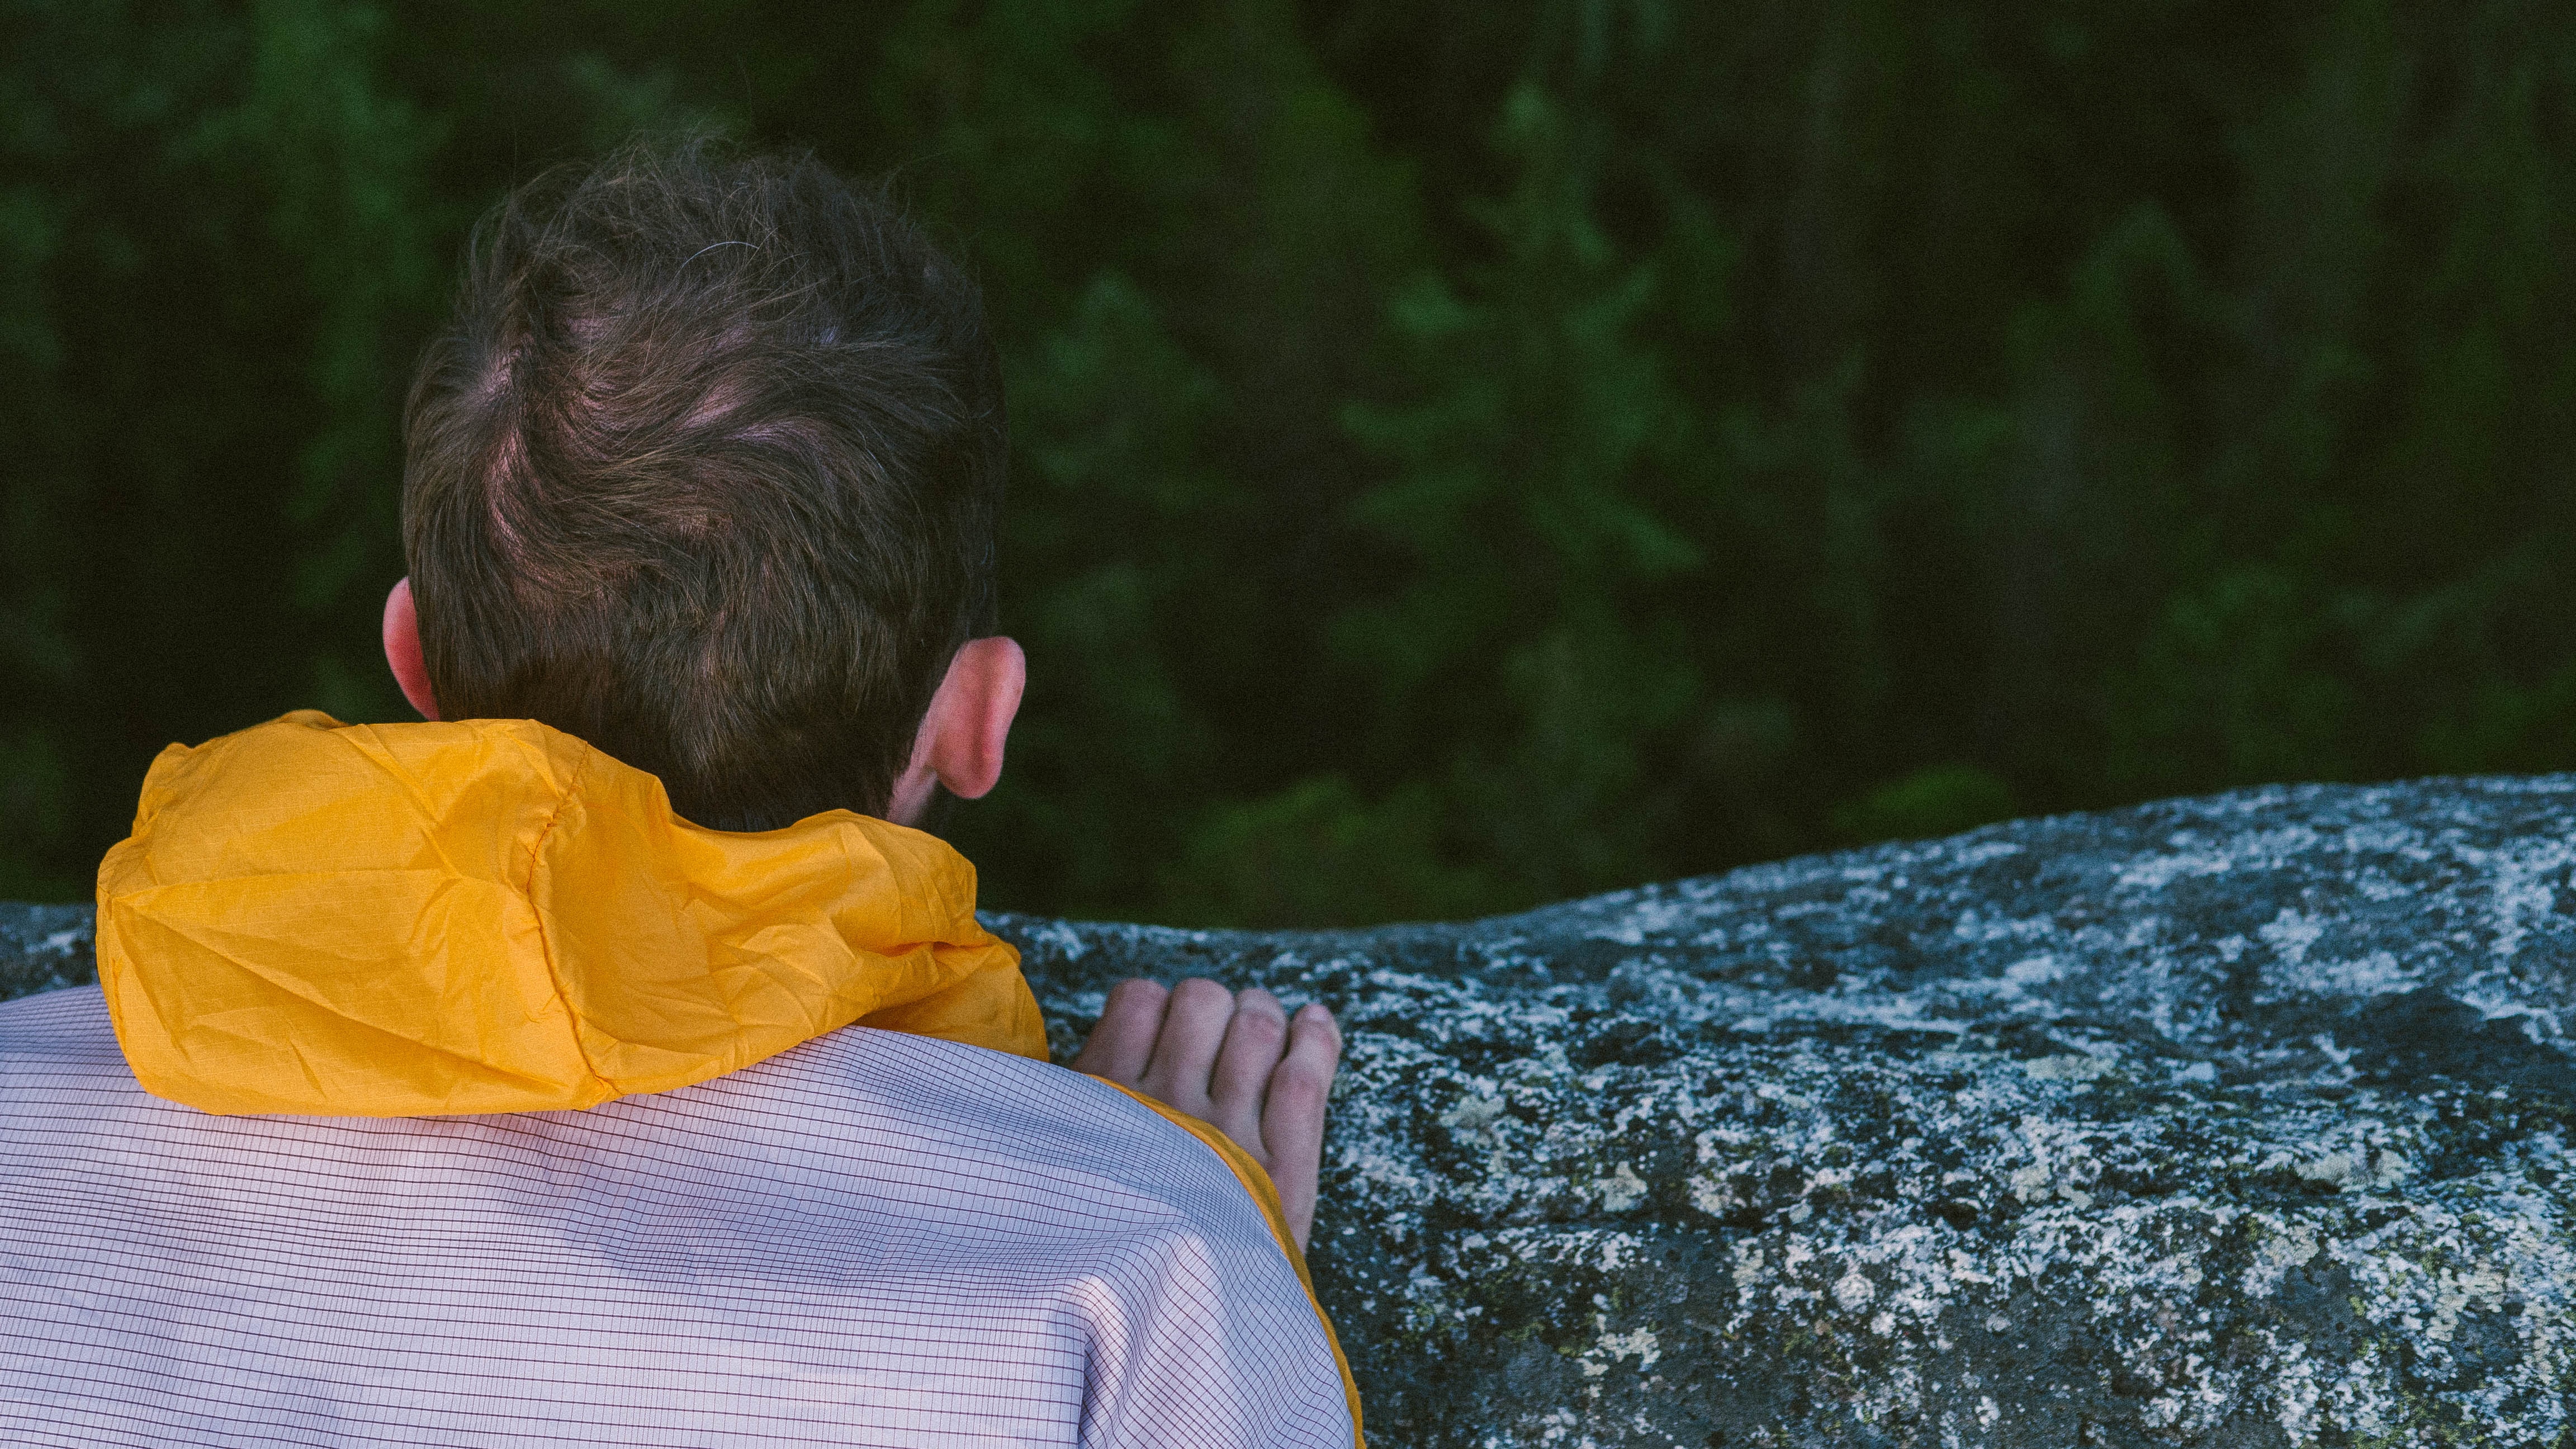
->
[1071,978,1341,1251]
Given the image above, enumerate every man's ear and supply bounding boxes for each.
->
[887,637,1026,828]
[383,577,441,722]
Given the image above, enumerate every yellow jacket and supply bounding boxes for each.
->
[95,711,1046,1116]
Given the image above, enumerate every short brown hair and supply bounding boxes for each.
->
[401,141,1005,829]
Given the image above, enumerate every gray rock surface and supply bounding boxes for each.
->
[0,902,96,1001]
[12,778,2576,1445]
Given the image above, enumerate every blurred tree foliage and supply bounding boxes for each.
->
[4,0,2574,925]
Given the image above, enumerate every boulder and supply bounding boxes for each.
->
[11,778,2576,1446]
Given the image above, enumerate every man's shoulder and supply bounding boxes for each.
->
[0,986,1292,1290]
[0,986,1357,1448]
[0,984,1239,1231]
[0,983,124,1068]
[606,1021,1277,1233]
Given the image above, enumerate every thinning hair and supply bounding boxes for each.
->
[401,140,1005,828]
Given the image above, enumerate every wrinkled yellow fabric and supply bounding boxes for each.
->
[95,711,1046,1117]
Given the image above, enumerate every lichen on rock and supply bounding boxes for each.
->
[11,777,2576,1445]
[0,903,94,1002]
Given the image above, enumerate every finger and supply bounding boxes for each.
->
[1207,989,1289,1157]
[1138,977,1234,1119]
[1070,978,1168,1086]
[1259,1004,1342,1251]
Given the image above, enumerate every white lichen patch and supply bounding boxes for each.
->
[1588,1324,1660,1372]
[1832,1268,1875,1310]
[2255,1120,2422,1195]
[2243,1216,2322,1298]
[2303,949,2415,997]
[2294,1145,2412,1192]
[1596,1162,1647,1212]
[2019,1052,2116,1083]
[1687,1170,1738,1216]
[2116,851,2234,892]
[2259,907,2327,966]
[1441,1089,1508,1143]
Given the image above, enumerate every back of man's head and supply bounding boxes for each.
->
[401,140,1003,830]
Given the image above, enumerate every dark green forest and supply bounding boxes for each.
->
[4,0,2573,925]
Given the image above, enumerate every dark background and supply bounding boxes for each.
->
[4,0,2572,926]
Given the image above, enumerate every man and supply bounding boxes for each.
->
[0,141,1357,1447]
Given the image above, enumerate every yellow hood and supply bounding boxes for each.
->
[96,711,1045,1117]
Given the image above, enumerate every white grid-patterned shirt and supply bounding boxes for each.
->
[0,986,1357,1448]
